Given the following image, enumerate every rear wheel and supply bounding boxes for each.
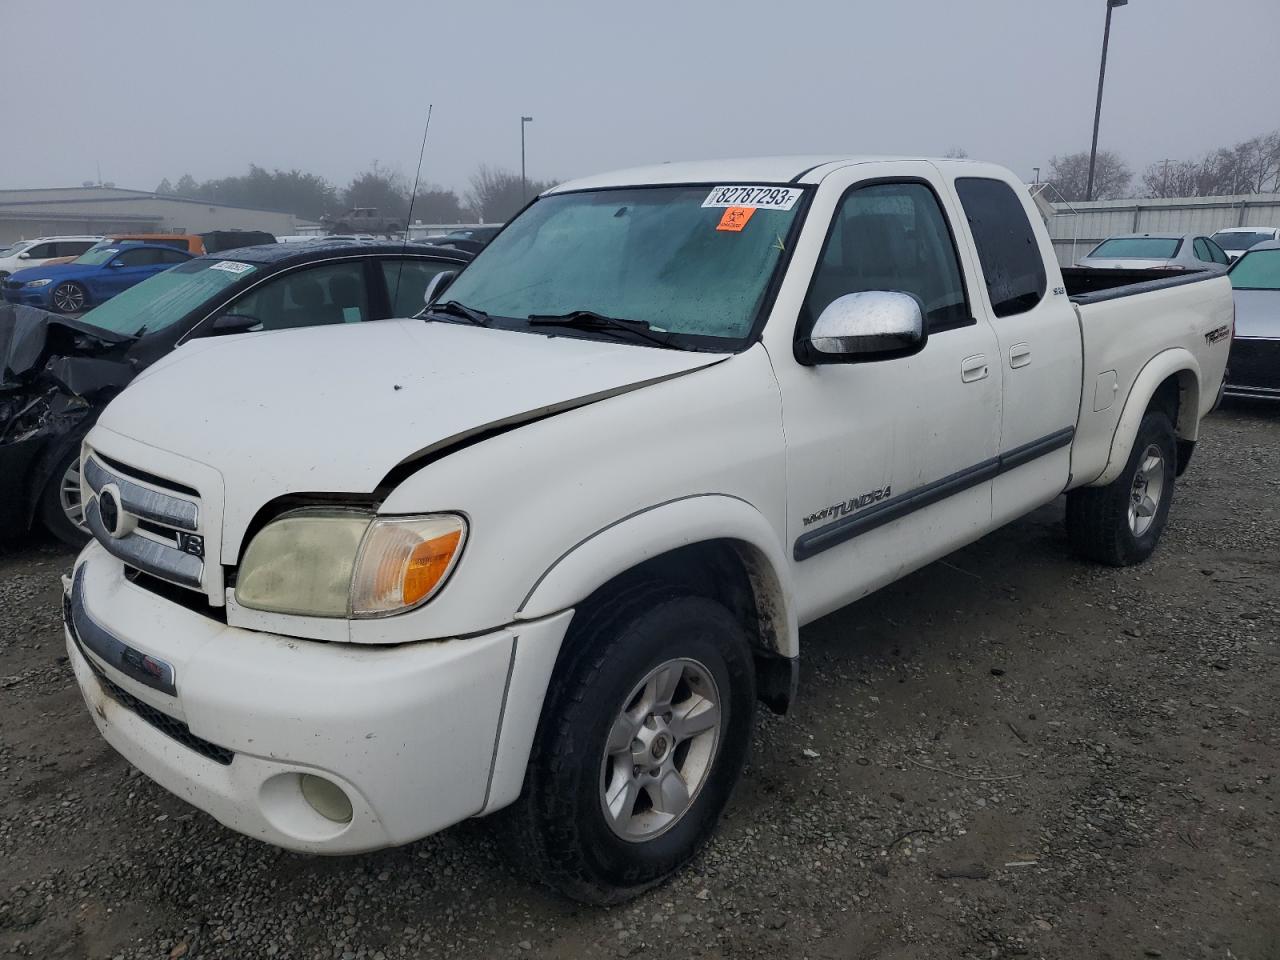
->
[38,447,91,548]
[51,281,87,314]
[501,584,755,904]
[1066,411,1176,566]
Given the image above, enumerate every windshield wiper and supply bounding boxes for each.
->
[527,310,678,349]
[425,300,491,326]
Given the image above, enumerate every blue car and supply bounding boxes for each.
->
[1,242,193,313]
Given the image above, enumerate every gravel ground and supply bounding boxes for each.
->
[1,403,1277,960]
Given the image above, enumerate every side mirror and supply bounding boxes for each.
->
[18,252,30,260]
[108,260,126,268]
[422,270,457,305]
[799,291,926,365]
[209,313,260,334]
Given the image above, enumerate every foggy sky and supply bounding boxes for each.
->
[2,0,1277,196]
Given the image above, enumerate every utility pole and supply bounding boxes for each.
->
[1033,167,1041,186]
[1159,158,1172,197]
[520,116,534,201]
[1086,0,1128,202]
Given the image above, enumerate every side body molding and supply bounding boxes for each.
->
[1089,348,1201,487]
[516,494,799,659]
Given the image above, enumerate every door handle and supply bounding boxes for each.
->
[961,354,989,383]
[1009,342,1032,369]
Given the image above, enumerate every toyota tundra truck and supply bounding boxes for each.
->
[64,156,1233,903]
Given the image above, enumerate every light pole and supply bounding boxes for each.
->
[520,116,534,201]
[1086,0,1128,202]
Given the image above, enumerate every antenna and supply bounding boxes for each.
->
[393,104,433,312]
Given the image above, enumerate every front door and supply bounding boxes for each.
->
[768,163,1003,624]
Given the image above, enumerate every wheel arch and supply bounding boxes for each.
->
[1092,349,1201,487]
[517,495,799,709]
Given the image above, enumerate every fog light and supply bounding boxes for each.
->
[299,774,353,824]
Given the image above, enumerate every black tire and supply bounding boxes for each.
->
[1066,411,1176,566]
[50,281,88,314]
[500,583,756,904]
[37,447,91,548]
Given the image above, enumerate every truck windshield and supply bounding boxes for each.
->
[77,258,258,336]
[1228,249,1280,290]
[439,185,805,348]
[1089,237,1182,260]
[1211,231,1272,251]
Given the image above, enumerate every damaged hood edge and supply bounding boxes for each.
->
[92,318,730,556]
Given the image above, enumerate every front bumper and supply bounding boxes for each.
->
[66,540,571,853]
[0,284,52,308]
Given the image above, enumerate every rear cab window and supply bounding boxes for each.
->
[954,177,1046,317]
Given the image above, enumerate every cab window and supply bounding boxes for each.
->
[954,177,1047,317]
[802,181,969,334]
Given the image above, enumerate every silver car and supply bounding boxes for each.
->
[1076,232,1230,271]
[1224,239,1280,400]
[1210,226,1280,263]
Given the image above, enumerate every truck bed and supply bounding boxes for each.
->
[1062,266,1222,305]
[1067,267,1233,487]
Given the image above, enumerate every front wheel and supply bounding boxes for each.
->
[38,447,91,548]
[501,585,756,904]
[51,281,88,314]
[1066,410,1177,566]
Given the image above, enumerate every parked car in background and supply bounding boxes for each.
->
[2,243,192,313]
[1076,232,1230,271]
[0,239,471,544]
[0,236,103,279]
[1223,239,1280,400]
[63,156,1231,902]
[42,234,210,268]
[425,225,503,254]
[322,207,404,236]
[1209,227,1280,263]
[200,230,276,253]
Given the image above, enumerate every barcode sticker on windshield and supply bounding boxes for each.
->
[209,260,253,275]
[703,186,801,210]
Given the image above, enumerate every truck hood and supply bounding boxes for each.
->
[98,318,727,549]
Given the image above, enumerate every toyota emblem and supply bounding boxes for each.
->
[97,484,132,539]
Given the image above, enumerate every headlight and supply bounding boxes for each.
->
[236,509,466,618]
[24,279,52,288]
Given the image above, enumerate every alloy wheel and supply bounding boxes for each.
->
[600,657,723,842]
[1128,444,1165,537]
[59,458,86,532]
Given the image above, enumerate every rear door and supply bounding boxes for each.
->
[947,169,1082,525]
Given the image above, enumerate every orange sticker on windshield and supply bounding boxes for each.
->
[716,206,756,232]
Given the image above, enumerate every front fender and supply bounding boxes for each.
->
[517,493,799,659]
[1091,347,1200,487]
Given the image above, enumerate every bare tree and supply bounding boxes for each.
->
[943,146,969,159]
[466,165,557,223]
[1143,130,1280,198]
[1047,150,1132,201]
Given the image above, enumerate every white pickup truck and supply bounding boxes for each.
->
[65,156,1232,903]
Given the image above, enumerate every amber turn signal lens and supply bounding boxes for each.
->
[350,515,467,616]
[403,530,462,605]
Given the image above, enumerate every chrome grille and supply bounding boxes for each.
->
[84,451,210,596]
